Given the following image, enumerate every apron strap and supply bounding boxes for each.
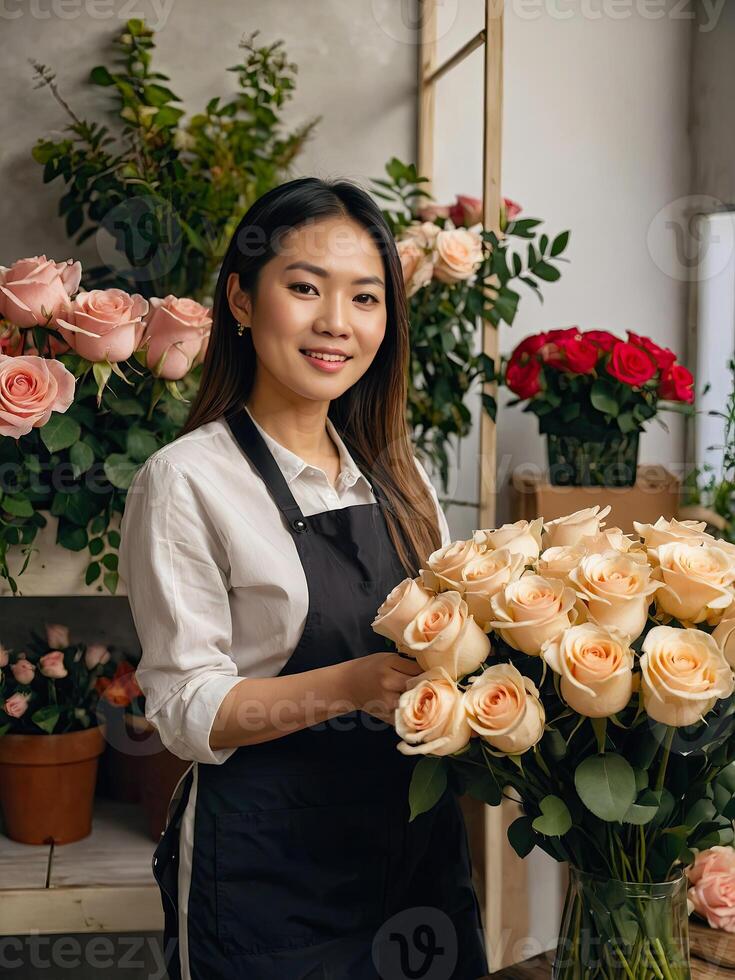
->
[224,405,308,531]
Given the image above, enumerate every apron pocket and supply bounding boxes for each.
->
[214,798,391,956]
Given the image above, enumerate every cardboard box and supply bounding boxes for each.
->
[511,465,681,534]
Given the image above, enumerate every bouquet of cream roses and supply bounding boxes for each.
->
[372,508,735,979]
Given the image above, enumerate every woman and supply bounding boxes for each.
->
[119,177,488,980]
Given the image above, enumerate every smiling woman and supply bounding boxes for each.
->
[120,176,489,980]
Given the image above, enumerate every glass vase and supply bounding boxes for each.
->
[552,867,691,980]
[546,430,639,487]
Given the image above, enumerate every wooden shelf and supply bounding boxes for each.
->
[0,800,162,935]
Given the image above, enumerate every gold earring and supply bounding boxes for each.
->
[236,321,249,336]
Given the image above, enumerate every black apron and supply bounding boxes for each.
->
[151,405,489,980]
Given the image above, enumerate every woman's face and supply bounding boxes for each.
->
[227,216,388,405]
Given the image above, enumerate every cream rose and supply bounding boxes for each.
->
[487,574,578,656]
[420,538,480,593]
[463,662,545,754]
[84,644,111,671]
[0,254,82,327]
[402,220,442,250]
[396,238,434,298]
[10,657,35,685]
[633,517,710,552]
[401,590,491,679]
[569,550,659,641]
[3,691,31,718]
[542,623,635,718]
[395,665,472,756]
[142,295,212,380]
[712,613,735,669]
[473,518,544,563]
[0,644,9,668]
[579,526,646,560]
[0,354,76,438]
[536,545,585,585]
[640,626,735,727]
[543,505,612,549]
[652,541,735,624]
[372,576,434,649]
[433,228,483,284]
[56,288,149,363]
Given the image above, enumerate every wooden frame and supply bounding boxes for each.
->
[417,2,528,971]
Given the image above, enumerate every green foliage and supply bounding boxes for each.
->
[30,22,319,302]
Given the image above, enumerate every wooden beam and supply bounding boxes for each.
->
[417,0,438,197]
[423,28,486,88]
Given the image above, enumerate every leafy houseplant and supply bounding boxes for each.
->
[372,507,735,978]
[371,160,570,492]
[0,622,114,843]
[502,327,695,487]
[31,19,319,302]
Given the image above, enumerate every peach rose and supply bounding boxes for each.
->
[0,644,9,668]
[633,517,710,552]
[488,574,578,656]
[420,537,482,593]
[39,650,68,679]
[640,626,735,727]
[463,662,545,754]
[652,541,735,625]
[712,613,735,669]
[687,851,735,933]
[457,549,526,629]
[474,518,544,563]
[45,623,70,648]
[401,590,491,679]
[395,665,472,756]
[3,691,31,718]
[0,354,76,438]
[569,550,659,641]
[542,623,635,718]
[56,288,149,363]
[579,526,646,560]
[396,239,434,298]
[402,220,442,250]
[0,255,81,328]
[372,577,434,649]
[543,505,612,549]
[142,295,212,380]
[536,545,585,585]
[433,228,483,284]
[84,644,111,670]
[10,657,35,684]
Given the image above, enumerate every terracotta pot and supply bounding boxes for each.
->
[138,722,190,841]
[0,725,107,844]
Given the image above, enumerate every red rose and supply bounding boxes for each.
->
[546,327,580,342]
[659,364,694,403]
[606,342,657,386]
[627,331,676,372]
[506,357,541,399]
[509,332,549,360]
[558,337,599,374]
[585,330,618,352]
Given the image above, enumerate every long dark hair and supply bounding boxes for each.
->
[179,176,442,576]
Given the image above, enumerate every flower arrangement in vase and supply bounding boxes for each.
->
[502,327,695,487]
[0,622,114,843]
[372,508,735,979]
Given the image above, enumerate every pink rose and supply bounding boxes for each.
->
[142,295,212,380]
[417,203,451,222]
[0,354,76,438]
[10,657,35,684]
[688,846,735,886]
[687,848,735,933]
[0,255,82,328]
[396,239,434,298]
[3,692,31,718]
[56,289,149,363]
[0,644,9,668]
[502,197,522,223]
[449,195,483,228]
[39,650,68,679]
[84,644,111,670]
[45,623,70,648]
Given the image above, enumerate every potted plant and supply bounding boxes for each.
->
[371,160,570,490]
[371,507,735,979]
[500,327,696,487]
[96,655,189,841]
[0,623,112,844]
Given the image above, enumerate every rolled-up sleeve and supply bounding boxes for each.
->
[413,454,452,548]
[118,455,245,765]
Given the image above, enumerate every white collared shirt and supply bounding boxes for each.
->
[118,405,451,766]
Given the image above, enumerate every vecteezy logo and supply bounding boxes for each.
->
[372,906,457,980]
[95,194,183,286]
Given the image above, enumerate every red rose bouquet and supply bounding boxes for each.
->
[502,328,695,486]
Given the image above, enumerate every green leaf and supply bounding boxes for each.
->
[532,796,572,837]
[533,261,561,282]
[31,704,61,734]
[104,454,140,490]
[1,495,34,518]
[508,816,536,858]
[408,756,447,821]
[575,753,636,822]
[126,428,159,463]
[40,413,81,453]
[624,790,660,826]
[69,441,95,478]
[550,230,570,257]
[85,561,101,585]
[590,379,620,418]
[89,65,114,87]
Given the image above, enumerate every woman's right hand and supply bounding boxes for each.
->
[342,651,425,724]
